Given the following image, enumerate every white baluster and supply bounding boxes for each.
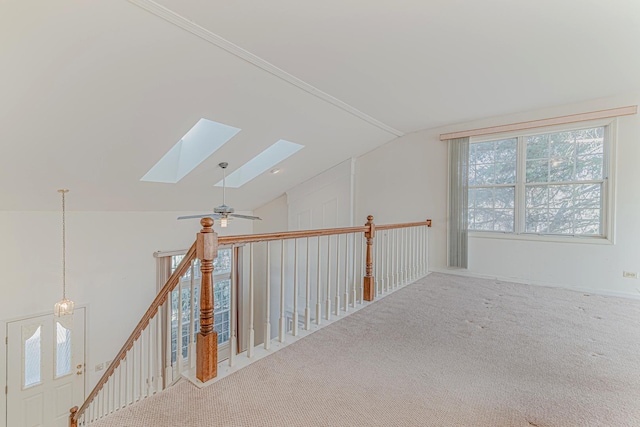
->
[156,308,163,391]
[137,339,143,401]
[293,239,299,336]
[343,233,349,312]
[351,233,356,307]
[380,232,385,294]
[425,224,429,273]
[413,228,417,278]
[325,235,331,321]
[401,228,405,284]
[229,246,237,367]
[358,233,365,304]
[104,378,109,416]
[138,334,144,400]
[393,229,398,287]
[376,234,381,296]
[421,226,425,276]
[147,324,153,396]
[279,240,286,343]
[177,279,183,374]
[189,261,196,370]
[119,357,125,409]
[247,242,255,358]
[413,228,417,280]
[420,225,427,276]
[264,241,271,350]
[387,231,391,291]
[391,229,396,288]
[165,297,173,384]
[304,237,311,330]
[315,236,322,325]
[416,228,419,278]
[334,234,340,316]
[111,367,116,413]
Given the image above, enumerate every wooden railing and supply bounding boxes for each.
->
[69,243,197,426]
[70,216,431,426]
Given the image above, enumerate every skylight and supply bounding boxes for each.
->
[140,118,241,183]
[217,140,304,188]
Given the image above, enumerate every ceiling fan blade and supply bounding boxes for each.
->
[229,213,262,221]
[177,213,223,220]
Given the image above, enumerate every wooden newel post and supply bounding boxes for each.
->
[69,406,78,427]
[363,215,375,301]
[196,217,218,383]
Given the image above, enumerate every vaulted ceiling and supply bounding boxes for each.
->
[2,0,639,211]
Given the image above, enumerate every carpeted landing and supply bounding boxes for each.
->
[91,273,640,426]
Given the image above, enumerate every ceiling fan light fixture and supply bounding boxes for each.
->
[220,217,228,228]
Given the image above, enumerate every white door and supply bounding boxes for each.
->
[286,159,355,320]
[6,308,85,427]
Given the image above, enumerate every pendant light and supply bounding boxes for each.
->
[54,189,75,317]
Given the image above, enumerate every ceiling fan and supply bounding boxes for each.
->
[177,162,262,227]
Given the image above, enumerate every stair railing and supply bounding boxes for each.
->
[69,243,197,426]
[70,216,431,426]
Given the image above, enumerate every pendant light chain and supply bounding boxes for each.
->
[55,188,74,316]
[61,189,67,299]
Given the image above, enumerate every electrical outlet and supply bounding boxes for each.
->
[95,363,104,372]
[623,271,638,279]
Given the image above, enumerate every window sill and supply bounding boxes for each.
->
[468,231,613,245]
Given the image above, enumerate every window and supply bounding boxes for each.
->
[169,248,232,364]
[469,124,611,238]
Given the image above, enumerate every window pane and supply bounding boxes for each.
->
[471,163,495,186]
[468,186,515,232]
[56,322,72,377]
[525,209,550,233]
[213,249,232,275]
[525,183,602,235]
[495,139,517,163]
[576,154,603,180]
[549,159,574,182]
[23,326,41,388]
[525,186,548,209]
[495,162,516,184]
[471,141,495,164]
[526,127,604,184]
[526,159,548,183]
[526,134,549,159]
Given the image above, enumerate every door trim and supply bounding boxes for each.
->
[2,305,88,427]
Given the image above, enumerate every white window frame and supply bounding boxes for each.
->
[469,118,617,244]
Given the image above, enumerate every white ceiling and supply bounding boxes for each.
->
[2,0,639,211]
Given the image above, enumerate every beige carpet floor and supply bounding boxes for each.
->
[91,273,640,426]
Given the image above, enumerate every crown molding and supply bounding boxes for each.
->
[127,0,405,138]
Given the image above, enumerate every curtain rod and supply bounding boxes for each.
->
[439,105,637,141]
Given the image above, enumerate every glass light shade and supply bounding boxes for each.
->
[220,217,228,228]
[54,298,75,317]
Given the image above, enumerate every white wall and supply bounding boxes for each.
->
[356,93,640,297]
[0,210,253,393]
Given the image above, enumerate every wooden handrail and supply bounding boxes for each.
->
[376,220,431,231]
[217,220,430,246]
[72,241,198,422]
[218,225,368,245]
